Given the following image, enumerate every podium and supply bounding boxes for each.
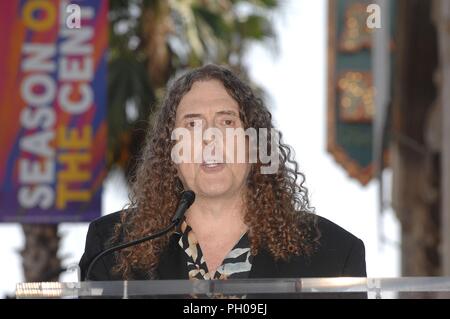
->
[15,277,450,299]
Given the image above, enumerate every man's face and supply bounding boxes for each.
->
[174,80,250,199]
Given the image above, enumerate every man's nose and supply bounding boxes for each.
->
[202,119,214,145]
[202,131,216,150]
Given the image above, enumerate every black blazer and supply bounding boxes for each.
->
[79,211,367,282]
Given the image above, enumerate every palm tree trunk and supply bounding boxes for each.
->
[21,224,62,282]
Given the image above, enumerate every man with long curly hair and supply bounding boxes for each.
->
[79,64,366,286]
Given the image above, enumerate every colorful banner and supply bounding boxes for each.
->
[0,0,108,223]
[327,0,394,185]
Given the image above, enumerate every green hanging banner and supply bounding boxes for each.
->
[327,0,393,185]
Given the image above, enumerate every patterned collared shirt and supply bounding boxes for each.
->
[177,220,253,280]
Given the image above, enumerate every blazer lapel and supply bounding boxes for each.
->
[249,249,279,278]
[156,233,189,280]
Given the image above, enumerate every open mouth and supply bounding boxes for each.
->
[201,161,222,167]
[200,160,225,172]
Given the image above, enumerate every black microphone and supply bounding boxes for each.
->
[84,190,195,281]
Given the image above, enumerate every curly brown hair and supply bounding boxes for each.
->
[112,64,320,279]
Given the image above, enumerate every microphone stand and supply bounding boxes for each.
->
[84,190,195,281]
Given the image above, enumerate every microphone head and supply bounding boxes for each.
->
[180,190,195,208]
[171,190,196,225]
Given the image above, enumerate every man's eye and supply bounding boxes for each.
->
[186,120,201,128]
[223,119,234,126]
